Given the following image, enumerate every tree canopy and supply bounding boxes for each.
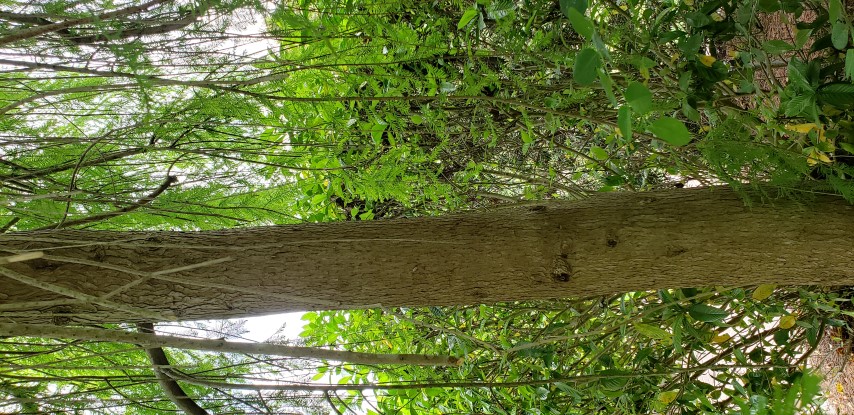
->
[1,0,853,413]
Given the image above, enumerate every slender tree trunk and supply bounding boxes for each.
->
[1,187,852,324]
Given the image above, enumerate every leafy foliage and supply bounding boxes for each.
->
[300,287,838,414]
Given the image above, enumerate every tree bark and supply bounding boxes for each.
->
[1,187,852,324]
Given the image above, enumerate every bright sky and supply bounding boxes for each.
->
[241,312,307,342]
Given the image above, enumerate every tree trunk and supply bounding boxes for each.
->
[1,187,852,324]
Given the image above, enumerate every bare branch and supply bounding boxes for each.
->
[138,323,211,415]
[0,323,464,367]
[0,0,173,47]
[34,175,178,231]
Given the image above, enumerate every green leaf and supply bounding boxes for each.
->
[817,82,854,108]
[784,92,816,116]
[688,304,729,323]
[554,382,574,393]
[829,0,843,22]
[624,82,652,114]
[845,49,854,81]
[559,0,588,16]
[786,59,813,90]
[458,8,479,29]
[795,28,812,49]
[566,8,594,39]
[599,369,629,390]
[648,117,692,146]
[633,323,670,339]
[831,21,849,50]
[590,145,608,161]
[573,48,601,86]
[682,100,700,122]
[617,105,631,141]
[370,122,387,146]
[761,40,793,55]
[598,72,617,106]
[591,33,611,61]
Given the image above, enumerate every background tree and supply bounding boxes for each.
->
[0,0,853,413]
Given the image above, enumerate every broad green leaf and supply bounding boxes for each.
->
[682,100,700,122]
[831,21,849,50]
[590,145,608,161]
[648,117,692,146]
[688,303,729,323]
[817,82,854,108]
[761,40,793,55]
[559,0,588,16]
[554,382,573,393]
[458,8,479,29]
[573,48,601,86]
[787,58,814,90]
[795,28,812,48]
[633,323,670,339]
[566,8,594,39]
[617,105,631,140]
[752,284,776,301]
[784,93,815,116]
[599,369,629,390]
[624,82,652,114]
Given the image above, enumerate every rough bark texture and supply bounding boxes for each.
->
[1,187,852,324]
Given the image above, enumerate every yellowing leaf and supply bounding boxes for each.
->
[752,284,776,301]
[698,55,716,67]
[659,390,679,404]
[711,13,724,22]
[837,382,844,394]
[806,148,832,165]
[816,127,828,143]
[711,333,731,344]
[778,315,797,329]
[785,123,818,133]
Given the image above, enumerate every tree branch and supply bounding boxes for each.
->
[162,363,791,392]
[138,323,211,415]
[0,0,172,47]
[34,175,177,231]
[0,323,463,367]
